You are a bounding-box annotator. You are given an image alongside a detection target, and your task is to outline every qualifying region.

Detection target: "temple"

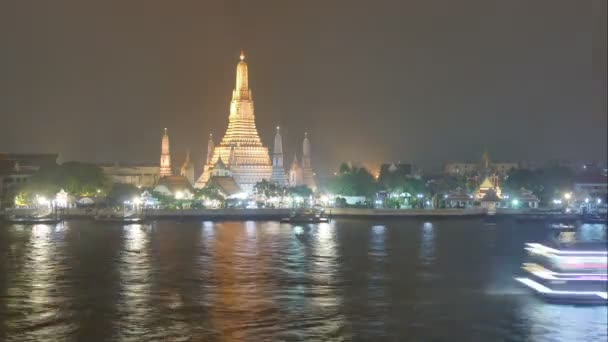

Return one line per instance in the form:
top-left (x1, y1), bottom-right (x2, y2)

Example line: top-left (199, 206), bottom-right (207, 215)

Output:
top-left (159, 128), bottom-right (172, 177)
top-left (288, 133), bottom-right (317, 190)
top-left (271, 126), bottom-right (288, 185)
top-left (180, 151), bottom-right (194, 185)
top-left (195, 51), bottom-right (272, 192)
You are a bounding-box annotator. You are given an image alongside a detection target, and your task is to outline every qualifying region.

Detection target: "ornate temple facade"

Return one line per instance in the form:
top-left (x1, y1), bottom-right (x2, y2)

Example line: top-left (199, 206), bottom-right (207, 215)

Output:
top-left (159, 128), bottom-right (172, 177)
top-left (195, 51), bottom-right (272, 192)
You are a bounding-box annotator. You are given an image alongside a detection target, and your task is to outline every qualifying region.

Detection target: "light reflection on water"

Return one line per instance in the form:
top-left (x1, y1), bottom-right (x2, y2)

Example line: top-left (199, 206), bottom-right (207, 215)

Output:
top-left (0, 219), bottom-right (605, 341)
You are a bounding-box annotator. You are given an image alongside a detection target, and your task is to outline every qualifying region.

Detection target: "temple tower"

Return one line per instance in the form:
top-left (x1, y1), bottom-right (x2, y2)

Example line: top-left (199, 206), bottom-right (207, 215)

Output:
top-left (194, 50), bottom-right (272, 192)
top-left (159, 128), bottom-right (172, 177)
top-left (180, 150), bottom-right (195, 185)
top-left (206, 133), bottom-right (215, 165)
top-left (271, 126), bottom-right (287, 185)
top-left (289, 154), bottom-right (303, 187)
top-left (301, 132), bottom-right (316, 190)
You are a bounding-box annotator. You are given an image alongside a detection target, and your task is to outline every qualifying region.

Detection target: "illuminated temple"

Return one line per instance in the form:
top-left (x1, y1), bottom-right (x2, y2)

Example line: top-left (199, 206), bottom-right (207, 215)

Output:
top-left (195, 51), bottom-right (272, 192)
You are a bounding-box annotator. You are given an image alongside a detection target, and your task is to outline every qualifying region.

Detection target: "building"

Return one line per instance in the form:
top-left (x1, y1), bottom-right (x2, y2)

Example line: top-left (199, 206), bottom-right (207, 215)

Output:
top-left (0, 153), bottom-right (59, 206)
top-left (159, 128), bottom-right (172, 177)
top-left (444, 149), bottom-right (518, 177)
top-left (180, 151), bottom-right (195, 185)
top-left (154, 175), bottom-right (195, 199)
top-left (475, 174), bottom-right (502, 200)
top-left (301, 133), bottom-right (316, 190)
top-left (289, 154), bottom-right (304, 187)
top-left (573, 173), bottom-right (608, 201)
top-left (98, 162), bottom-right (159, 188)
top-left (378, 163), bottom-right (414, 180)
top-left (287, 134), bottom-right (317, 190)
top-left (270, 127), bottom-right (287, 185)
top-left (195, 50), bottom-right (272, 192)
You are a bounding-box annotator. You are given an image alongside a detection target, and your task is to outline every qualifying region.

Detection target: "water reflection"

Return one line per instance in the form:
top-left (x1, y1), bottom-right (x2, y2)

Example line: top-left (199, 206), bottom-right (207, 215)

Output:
top-left (578, 223), bottom-right (607, 242)
top-left (521, 299), bottom-right (608, 341)
top-left (5, 223), bottom-right (73, 340)
top-left (419, 222), bottom-right (436, 265)
top-left (1, 219), bottom-right (606, 341)
top-left (116, 224), bottom-right (152, 340)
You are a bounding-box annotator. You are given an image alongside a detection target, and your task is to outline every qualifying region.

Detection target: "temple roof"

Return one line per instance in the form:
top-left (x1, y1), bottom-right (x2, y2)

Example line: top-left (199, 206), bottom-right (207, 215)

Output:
top-left (157, 175), bottom-right (193, 194)
top-left (208, 176), bottom-right (242, 197)
top-left (445, 187), bottom-right (473, 201)
top-left (481, 189), bottom-right (501, 202)
top-left (479, 177), bottom-right (495, 189)
top-left (213, 157), bottom-right (228, 170)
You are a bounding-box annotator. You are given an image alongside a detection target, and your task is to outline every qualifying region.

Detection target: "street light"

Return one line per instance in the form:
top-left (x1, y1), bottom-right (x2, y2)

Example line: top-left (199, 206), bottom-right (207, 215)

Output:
top-left (175, 191), bottom-right (184, 200)
top-left (564, 193), bottom-right (572, 200)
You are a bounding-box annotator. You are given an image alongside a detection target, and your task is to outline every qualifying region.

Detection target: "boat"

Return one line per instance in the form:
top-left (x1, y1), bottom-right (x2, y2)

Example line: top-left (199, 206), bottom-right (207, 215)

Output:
top-left (6, 215), bottom-right (61, 224)
top-left (550, 223), bottom-right (576, 230)
top-left (94, 209), bottom-right (145, 223)
top-left (94, 215), bottom-right (145, 223)
top-left (281, 209), bottom-right (329, 223)
top-left (515, 229), bottom-right (607, 304)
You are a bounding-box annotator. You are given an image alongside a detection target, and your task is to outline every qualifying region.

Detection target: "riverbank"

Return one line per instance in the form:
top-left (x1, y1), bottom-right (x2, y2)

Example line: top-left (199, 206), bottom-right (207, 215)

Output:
top-left (4, 207), bottom-right (484, 220)
top-left (3, 207), bottom-right (603, 221)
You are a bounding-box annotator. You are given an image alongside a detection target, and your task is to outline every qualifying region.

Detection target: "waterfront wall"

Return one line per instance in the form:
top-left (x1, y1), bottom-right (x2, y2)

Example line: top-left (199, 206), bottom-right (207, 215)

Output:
top-left (3, 207), bottom-right (486, 219)
top-left (328, 208), bottom-right (486, 217)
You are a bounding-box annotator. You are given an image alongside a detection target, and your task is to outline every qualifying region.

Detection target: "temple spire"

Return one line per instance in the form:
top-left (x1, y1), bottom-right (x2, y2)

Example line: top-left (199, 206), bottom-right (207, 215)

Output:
top-left (234, 49), bottom-right (250, 100)
top-left (273, 126), bottom-right (283, 157)
top-left (302, 132), bottom-right (311, 168)
top-left (159, 128), bottom-right (172, 177)
top-left (206, 133), bottom-right (215, 165)
top-left (271, 126), bottom-right (287, 185)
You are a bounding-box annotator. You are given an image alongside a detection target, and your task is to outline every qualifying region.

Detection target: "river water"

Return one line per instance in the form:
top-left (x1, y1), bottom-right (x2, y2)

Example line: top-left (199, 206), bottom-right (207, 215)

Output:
top-left (0, 218), bottom-right (606, 341)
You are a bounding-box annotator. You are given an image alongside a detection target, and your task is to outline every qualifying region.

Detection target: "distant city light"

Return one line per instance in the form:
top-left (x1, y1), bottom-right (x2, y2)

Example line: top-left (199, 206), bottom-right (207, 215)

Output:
top-left (36, 195), bottom-right (49, 207)
top-left (598, 198), bottom-right (602, 204)
top-left (585, 198), bottom-right (589, 203)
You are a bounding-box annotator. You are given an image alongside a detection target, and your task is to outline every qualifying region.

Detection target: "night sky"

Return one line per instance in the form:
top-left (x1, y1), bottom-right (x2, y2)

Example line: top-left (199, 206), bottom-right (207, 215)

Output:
top-left (1, 0), bottom-right (606, 175)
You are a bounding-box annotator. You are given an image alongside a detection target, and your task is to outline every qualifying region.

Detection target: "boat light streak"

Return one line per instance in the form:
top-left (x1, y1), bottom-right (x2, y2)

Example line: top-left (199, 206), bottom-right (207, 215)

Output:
top-left (526, 243), bottom-right (608, 255)
top-left (515, 277), bottom-right (608, 300)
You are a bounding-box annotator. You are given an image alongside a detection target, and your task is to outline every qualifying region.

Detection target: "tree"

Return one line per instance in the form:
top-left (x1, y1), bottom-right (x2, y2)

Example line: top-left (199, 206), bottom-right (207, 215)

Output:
top-left (107, 183), bottom-right (140, 206)
top-left (21, 162), bottom-right (111, 198)
top-left (195, 183), bottom-right (224, 201)
top-left (254, 180), bottom-right (284, 198)
top-left (327, 165), bottom-right (376, 197)
top-left (503, 166), bottom-right (574, 204)
top-left (287, 185), bottom-right (313, 198)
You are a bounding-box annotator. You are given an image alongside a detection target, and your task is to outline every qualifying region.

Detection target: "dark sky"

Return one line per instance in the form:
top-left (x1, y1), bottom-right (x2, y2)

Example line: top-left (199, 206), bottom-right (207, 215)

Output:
top-left (1, 0), bottom-right (606, 175)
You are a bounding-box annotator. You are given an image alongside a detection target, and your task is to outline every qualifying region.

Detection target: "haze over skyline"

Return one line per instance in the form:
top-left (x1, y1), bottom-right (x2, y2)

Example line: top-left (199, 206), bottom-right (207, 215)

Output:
top-left (1, 0), bottom-right (606, 175)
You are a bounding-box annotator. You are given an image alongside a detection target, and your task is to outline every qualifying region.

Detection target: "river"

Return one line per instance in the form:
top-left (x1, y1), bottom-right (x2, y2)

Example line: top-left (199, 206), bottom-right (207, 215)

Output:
top-left (0, 218), bottom-right (606, 341)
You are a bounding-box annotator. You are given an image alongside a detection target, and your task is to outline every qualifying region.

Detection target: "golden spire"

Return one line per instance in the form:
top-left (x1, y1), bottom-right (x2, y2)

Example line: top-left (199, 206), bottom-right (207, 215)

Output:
top-left (235, 50), bottom-right (249, 98)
